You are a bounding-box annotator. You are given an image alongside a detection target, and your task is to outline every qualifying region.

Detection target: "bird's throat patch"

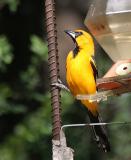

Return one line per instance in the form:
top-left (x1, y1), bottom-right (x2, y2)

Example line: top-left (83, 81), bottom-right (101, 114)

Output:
top-left (73, 47), bottom-right (79, 57)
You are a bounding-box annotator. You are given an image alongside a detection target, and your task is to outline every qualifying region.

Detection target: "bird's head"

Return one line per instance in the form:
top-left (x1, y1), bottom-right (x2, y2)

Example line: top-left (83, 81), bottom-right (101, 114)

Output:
top-left (64, 29), bottom-right (94, 50)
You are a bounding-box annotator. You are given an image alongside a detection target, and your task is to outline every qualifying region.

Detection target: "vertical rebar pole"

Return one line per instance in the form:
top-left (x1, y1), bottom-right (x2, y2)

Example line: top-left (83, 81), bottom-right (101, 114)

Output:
top-left (45, 0), bottom-right (61, 140)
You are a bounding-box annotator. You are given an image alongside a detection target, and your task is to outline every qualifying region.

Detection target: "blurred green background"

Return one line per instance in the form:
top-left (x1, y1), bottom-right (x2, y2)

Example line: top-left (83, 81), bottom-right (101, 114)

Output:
top-left (0, 0), bottom-right (130, 160)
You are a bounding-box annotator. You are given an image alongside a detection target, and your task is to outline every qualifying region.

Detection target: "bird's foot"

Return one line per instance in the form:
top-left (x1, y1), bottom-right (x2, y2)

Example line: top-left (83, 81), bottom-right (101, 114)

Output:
top-left (51, 79), bottom-right (70, 92)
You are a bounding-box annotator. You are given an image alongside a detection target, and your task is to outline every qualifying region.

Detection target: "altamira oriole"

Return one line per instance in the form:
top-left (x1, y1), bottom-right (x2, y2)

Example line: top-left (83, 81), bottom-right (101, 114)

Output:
top-left (65, 29), bottom-right (110, 152)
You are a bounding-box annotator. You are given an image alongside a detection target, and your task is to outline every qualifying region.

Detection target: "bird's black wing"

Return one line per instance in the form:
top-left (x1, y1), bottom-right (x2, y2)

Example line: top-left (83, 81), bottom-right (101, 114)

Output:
top-left (90, 55), bottom-right (98, 82)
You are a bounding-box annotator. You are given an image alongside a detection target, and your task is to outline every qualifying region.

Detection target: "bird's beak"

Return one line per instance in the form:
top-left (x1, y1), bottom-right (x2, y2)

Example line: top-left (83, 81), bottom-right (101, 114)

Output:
top-left (64, 30), bottom-right (76, 41)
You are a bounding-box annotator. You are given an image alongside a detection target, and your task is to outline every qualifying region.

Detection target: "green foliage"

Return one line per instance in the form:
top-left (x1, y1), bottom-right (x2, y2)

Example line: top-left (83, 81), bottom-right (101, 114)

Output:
top-left (0, 31), bottom-right (51, 159)
top-left (0, 84), bottom-right (26, 114)
top-left (0, 91), bottom-right (74, 160)
top-left (0, 36), bottom-right (13, 71)
top-left (0, 91), bottom-right (52, 160)
top-left (20, 64), bottom-right (40, 91)
top-left (30, 35), bottom-right (48, 61)
top-left (108, 94), bottom-right (131, 160)
top-left (95, 46), bottom-right (113, 77)
top-left (61, 90), bottom-right (74, 114)
top-left (21, 35), bottom-right (48, 91)
top-left (0, 29), bottom-right (74, 159)
top-left (0, 0), bottom-right (20, 12)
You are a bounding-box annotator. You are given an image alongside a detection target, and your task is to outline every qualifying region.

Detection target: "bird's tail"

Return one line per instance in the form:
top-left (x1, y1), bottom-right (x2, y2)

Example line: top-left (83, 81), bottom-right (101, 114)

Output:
top-left (88, 111), bottom-right (110, 152)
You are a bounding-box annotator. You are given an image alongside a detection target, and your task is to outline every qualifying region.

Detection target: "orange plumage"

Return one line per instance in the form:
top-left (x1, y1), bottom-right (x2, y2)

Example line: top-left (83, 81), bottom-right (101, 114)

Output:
top-left (65, 29), bottom-right (110, 152)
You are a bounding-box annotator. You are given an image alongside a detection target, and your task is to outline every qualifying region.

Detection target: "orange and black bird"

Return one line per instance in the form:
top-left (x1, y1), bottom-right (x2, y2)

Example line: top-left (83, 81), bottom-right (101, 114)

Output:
top-left (65, 29), bottom-right (110, 152)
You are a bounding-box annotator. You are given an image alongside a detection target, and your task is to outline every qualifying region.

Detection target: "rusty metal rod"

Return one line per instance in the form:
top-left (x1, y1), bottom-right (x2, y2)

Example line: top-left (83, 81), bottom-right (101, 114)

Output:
top-left (45, 0), bottom-right (61, 140)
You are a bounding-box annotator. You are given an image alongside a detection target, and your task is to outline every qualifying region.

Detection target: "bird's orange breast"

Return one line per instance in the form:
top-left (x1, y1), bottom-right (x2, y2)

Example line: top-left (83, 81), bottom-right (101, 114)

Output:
top-left (66, 49), bottom-right (98, 115)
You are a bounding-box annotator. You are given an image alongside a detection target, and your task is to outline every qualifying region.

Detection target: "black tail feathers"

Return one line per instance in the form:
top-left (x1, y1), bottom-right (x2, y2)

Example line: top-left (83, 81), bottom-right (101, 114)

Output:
top-left (88, 111), bottom-right (110, 152)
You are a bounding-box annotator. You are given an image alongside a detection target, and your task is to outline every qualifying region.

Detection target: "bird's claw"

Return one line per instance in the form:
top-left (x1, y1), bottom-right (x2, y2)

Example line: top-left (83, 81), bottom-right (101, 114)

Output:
top-left (51, 79), bottom-right (70, 92)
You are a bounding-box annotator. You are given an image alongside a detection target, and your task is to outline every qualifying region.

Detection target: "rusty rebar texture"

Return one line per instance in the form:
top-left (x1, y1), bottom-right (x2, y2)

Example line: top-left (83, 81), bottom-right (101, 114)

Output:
top-left (45, 0), bottom-right (61, 140)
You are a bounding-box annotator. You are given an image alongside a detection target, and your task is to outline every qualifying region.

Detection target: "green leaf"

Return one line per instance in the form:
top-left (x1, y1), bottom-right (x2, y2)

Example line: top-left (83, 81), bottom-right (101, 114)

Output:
top-left (30, 35), bottom-right (48, 61)
top-left (0, 36), bottom-right (13, 71)
top-left (0, 0), bottom-right (20, 12)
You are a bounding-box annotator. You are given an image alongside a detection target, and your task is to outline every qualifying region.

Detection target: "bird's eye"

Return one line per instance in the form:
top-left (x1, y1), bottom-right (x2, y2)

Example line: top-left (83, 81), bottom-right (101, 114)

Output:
top-left (115, 63), bottom-right (131, 75)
